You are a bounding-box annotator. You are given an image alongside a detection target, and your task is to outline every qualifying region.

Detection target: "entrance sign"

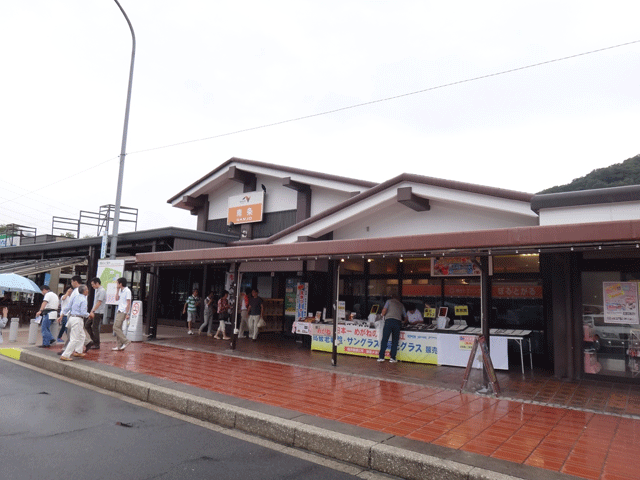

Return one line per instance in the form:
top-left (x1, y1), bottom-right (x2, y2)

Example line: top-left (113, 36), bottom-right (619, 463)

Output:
top-left (97, 260), bottom-right (125, 305)
top-left (227, 191), bottom-right (264, 225)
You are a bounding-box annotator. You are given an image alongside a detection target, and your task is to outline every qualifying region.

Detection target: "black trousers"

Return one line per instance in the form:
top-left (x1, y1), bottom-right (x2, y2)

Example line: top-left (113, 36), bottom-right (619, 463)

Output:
top-left (85, 313), bottom-right (102, 345)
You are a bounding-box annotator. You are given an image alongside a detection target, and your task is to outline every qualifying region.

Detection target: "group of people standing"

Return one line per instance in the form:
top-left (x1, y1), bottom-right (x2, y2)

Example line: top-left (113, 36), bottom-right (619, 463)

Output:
top-left (35, 276), bottom-right (133, 361)
top-left (183, 287), bottom-right (264, 341)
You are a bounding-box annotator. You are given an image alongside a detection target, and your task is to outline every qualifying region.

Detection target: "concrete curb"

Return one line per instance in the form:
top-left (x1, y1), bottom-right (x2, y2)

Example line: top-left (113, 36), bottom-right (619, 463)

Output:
top-left (16, 349), bottom-right (578, 480)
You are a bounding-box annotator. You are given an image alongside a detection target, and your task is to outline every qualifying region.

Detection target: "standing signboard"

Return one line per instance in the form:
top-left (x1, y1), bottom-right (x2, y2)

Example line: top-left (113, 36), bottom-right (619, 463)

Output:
top-left (126, 300), bottom-right (144, 342)
top-left (460, 335), bottom-right (501, 396)
top-left (97, 259), bottom-right (125, 305)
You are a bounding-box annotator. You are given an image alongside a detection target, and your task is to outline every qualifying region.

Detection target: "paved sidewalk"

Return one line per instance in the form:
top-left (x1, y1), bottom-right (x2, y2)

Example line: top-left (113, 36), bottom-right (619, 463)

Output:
top-left (3, 327), bottom-right (640, 479)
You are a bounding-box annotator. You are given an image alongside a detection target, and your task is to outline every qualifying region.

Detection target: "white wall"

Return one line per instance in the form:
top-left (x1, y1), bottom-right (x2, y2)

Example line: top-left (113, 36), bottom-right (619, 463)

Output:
top-left (310, 186), bottom-right (356, 217)
top-left (539, 201), bottom-right (640, 226)
top-left (206, 173), bottom-right (358, 221)
top-left (207, 182), bottom-right (243, 219)
top-left (207, 175), bottom-right (298, 220)
top-left (332, 200), bottom-right (538, 240)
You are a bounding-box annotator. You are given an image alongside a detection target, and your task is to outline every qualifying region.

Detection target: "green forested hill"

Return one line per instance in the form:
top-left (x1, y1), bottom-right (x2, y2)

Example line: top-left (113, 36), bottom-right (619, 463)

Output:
top-left (538, 153), bottom-right (640, 194)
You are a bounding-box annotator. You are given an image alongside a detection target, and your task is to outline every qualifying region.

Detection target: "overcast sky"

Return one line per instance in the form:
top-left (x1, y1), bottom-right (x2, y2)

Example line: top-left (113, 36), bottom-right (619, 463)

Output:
top-left (1, 1), bottom-right (638, 237)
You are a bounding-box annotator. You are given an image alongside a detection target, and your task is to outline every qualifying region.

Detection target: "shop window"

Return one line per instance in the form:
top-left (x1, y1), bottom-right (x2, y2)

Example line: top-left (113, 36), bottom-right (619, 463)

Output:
top-left (442, 278), bottom-right (481, 327)
top-left (340, 258), bottom-right (364, 274)
top-left (403, 258), bottom-right (432, 275)
top-left (368, 278), bottom-right (398, 298)
top-left (368, 258), bottom-right (397, 275)
top-left (339, 277), bottom-right (366, 319)
top-left (493, 254), bottom-right (539, 274)
top-left (402, 280), bottom-right (440, 323)
top-left (581, 271), bottom-right (640, 378)
top-left (491, 279), bottom-right (543, 330)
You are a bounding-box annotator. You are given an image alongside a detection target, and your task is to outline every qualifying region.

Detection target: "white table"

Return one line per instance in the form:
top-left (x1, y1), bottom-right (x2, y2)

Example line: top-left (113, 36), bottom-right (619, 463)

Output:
top-left (490, 329), bottom-right (533, 374)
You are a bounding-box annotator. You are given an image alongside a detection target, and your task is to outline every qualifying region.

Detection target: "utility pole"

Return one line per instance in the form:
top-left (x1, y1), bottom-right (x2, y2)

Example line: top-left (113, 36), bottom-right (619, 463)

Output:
top-left (109, 0), bottom-right (136, 259)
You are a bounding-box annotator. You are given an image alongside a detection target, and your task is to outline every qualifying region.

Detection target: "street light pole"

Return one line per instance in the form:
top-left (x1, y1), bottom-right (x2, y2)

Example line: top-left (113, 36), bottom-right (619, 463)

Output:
top-left (109, 0), bottom-right (136, 259)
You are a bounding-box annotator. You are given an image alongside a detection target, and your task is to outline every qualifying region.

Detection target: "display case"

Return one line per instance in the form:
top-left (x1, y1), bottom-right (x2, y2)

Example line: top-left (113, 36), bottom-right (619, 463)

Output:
top-left (627, 329), bottom-right (640, 377)
top-left (262, 298), bottom-right (284, 333)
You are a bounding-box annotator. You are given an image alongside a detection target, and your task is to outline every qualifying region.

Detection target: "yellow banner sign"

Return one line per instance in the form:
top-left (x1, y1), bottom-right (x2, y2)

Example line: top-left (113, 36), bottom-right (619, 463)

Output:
top-left (424, 307), bottom-right (436, 318)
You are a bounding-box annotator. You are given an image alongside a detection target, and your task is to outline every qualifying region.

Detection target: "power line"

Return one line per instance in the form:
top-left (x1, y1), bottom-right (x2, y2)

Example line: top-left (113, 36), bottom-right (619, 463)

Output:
top-left (2, 38), bottom-right (639, 226)
top-left (0, 182), bottom-right (80, 218)
top-left (128, 39), bottom-right (640, 156)
top-left (0, 156), bottom-right (118, 208)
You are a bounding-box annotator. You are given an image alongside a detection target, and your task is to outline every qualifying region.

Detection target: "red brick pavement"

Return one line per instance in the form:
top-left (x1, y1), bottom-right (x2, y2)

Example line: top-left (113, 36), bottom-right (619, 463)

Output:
top-left (78, 335), bottom-right (640, 480)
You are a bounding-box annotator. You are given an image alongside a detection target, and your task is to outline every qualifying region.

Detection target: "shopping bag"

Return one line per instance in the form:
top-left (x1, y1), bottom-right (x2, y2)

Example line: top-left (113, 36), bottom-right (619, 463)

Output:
top-left (34, 316), bottom-right (42, 325)
top-left (257, 317), bottom-right (266, 329)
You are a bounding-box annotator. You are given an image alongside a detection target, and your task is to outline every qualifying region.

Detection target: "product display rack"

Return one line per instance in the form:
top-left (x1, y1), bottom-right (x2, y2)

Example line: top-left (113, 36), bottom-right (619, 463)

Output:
top-left (262, 298), bottom-right (284, 333)
top-left (627, 329), bottom-right (640, 377)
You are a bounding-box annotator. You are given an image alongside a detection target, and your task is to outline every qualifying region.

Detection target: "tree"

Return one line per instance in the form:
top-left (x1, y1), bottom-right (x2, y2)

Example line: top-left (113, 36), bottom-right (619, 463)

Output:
top-left (539, 154), bottom-right (640, 194)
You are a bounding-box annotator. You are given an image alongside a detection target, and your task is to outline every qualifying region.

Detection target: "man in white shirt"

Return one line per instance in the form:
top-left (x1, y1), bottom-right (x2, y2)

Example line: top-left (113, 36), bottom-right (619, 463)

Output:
top-left (56, 275), bottom-right (82, 352)
top-left (113, 277), bottom-right (132, 351)
top-left (37, 285), bottom-right (59, 348)
top-left (406, 306), bottom-right (424, 325)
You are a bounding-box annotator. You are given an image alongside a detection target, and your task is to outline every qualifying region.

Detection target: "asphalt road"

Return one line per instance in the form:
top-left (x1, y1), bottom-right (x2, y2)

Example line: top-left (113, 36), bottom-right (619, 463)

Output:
top-left (0, 357), bottom-right (387, 480)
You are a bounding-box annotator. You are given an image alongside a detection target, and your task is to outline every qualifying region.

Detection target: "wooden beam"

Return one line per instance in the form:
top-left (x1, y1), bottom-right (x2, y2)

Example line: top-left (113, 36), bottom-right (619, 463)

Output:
top-left (283, 177), bottom-right (312, 222)
top-left (397, 187), bottom-right (430, 212)
top-left (228, 166), bottom-right (257, 191)
top-left (282, 177), bottom-right (311, 192)
top-left (181, 195), bottom-right (207, 209)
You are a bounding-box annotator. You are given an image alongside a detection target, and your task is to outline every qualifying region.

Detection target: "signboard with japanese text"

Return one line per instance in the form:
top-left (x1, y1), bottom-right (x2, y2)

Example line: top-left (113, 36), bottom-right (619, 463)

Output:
top-left (310, 324), bottom-right (438, 364)
top-left (401, 283), bottom-right (542, 298)
top-left (603, 282), bottom-right (639, 325)
top-left (100, 234), bottom-right (108, 259)
top-left (459, 335), bottom-right (475, 350)
top-left (284, 278), bottom-right (298, 316)
top-left (396, 330), bottom-right (438, 364)
top-left (227, 191), bottom-right (264, 225)
top-left (291, 321), bottom-right (311, 335)
top-left (125, 300), bottom-right (144, 342)
top-left (424, 307), bottom-right (436, 318)
top-left (97, 259), bottom-right (125, 305)
top-left (454, 305), bottom-right (469, 316)
top-left (296, 282), bottom-right (308, 321)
